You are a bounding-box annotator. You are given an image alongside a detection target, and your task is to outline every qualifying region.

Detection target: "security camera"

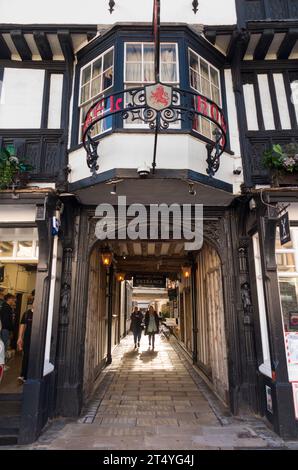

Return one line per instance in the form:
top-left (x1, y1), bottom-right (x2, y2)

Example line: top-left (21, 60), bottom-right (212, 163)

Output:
top-left (137, 163), bottom-right (151, 178)
top-left (233, 167), bottom-right (242, 175)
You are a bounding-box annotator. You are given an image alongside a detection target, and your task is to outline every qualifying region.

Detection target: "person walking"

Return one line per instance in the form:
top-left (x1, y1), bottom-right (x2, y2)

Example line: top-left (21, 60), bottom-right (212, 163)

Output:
top-left (0, 293), bottom-right (15, 369)
top-left (17, 301), bottom-right (34, 384)
top-left (144, 305), bottom-right (159, 350)
top-left (130, 306), bottom-right (144, 349)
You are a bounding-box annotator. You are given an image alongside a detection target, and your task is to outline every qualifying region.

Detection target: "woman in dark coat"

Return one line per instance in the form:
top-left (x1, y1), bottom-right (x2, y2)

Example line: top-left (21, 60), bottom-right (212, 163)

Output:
top-left (144, 305), bottom-right (159, 350)
top-left (130, 306), bottom-right (143, 349)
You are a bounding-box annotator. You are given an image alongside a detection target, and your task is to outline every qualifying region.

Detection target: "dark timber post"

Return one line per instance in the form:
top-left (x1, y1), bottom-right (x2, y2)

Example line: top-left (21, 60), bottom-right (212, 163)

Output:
top-left (257, 200), bottom-right (297, 439)
top-left (191, 259), bottom-right (198, 364)
top-left (106, 264), bottom-right (114, 365)
top-left (19, 197), bottom-right (55, 444)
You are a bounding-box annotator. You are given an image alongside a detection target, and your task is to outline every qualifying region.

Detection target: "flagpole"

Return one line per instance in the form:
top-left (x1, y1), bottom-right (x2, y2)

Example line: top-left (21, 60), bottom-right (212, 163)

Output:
top-left (152, 0), bottom-right (161, 174)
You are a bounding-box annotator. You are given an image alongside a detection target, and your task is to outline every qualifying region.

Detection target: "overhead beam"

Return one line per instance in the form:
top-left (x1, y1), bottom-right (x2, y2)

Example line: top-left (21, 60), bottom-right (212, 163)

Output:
top-left (204, 30), bottom-right (217, 45)
top-left (58, 30), bottom-right (74, 61)
top-left (33, 31), bottom-right (53, 60)
top-left (226, 30), bottom-right (250, 62)
top-left (10, 30), bottom-right (32, 60)
top-left (0, 34), bottom-right (11, 59)
top-left (254, 29), bottom-right (275, 60)
top-left (277, 28), bottom-right (298, 60)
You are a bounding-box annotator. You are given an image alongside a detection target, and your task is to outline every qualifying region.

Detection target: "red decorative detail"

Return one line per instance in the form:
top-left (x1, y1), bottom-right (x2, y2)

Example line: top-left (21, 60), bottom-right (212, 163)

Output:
top-left (150, 84), bottom-right (170, 107)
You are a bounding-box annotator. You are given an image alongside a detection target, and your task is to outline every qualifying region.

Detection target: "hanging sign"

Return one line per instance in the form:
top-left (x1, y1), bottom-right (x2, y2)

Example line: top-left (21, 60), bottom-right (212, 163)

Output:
top-left (279, 212), bottom-right (291, 245)
top-left (133, 273), bottom-right (166, 288)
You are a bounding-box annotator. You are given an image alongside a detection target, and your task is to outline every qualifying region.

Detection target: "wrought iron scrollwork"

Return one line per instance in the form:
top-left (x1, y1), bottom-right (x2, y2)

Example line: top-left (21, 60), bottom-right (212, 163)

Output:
top-left (82, 84), bottom-right (227, 176)
top-left (192, 0), bottom-right (199, 14)
top-left (85, 133), bottom-right (99, 176)
top-left (206, 127), bottom-right (223, 177)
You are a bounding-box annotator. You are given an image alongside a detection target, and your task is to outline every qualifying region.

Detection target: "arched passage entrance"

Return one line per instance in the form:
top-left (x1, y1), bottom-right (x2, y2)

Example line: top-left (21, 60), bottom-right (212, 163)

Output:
top-left (83, 238), bottom-right (229, 407)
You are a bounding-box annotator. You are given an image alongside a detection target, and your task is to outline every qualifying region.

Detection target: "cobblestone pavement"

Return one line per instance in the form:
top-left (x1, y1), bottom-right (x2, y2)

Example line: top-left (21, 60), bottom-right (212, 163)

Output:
top-left (13, 334), bottom-right (298, 450)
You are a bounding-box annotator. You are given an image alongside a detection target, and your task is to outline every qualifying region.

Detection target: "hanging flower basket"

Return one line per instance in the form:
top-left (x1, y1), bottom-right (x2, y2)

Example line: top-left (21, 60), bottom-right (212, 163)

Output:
top-left (0, 145), bottom-right (33, 190)
top-left (263, 143), bottom-right (298, 187)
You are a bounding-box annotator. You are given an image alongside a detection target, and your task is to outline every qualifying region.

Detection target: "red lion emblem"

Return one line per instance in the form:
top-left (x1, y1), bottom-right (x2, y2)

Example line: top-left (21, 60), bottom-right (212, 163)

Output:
top-left (150, 85), bottom-right (170, 107)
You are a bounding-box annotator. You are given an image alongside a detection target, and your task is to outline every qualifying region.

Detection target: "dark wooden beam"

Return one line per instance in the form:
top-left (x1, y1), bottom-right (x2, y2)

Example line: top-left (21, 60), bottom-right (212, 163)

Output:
top-left (277, 28), bottom-right (298, 60)
top-left (10, 30), bottom-right (32, 60)
top-left (0, 34), bottom-right (11, 59)
top-left (205, 30), bottom-right (217, 45)
top-left (33, 31), bottom-right (53, 60)
top-left (227, 30), bottom-right (250, 62)
top-left (254, 29), bottom-right (274, 60)
top-left (57, 30), bottom-right (74, 62)
top-left (87, 31), bottom-right (97, 42)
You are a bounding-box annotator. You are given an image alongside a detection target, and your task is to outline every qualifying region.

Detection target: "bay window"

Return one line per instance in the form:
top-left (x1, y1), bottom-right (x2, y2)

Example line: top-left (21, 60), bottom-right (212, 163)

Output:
top-left (189, 48), bottom-right (222, 141)
top-left (124, 42), bottom-right (179, 127)
top-left (79, 47), bottom-right (114, 141)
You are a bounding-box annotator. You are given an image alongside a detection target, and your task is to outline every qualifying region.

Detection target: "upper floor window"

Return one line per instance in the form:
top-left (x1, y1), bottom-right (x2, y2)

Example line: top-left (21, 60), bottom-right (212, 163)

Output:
top-left (124, 42), bottom-right (179, 127)
top-left (189, 48), bottom-right (221, 141)
top-left (79, 47), bottom-right (114, 140)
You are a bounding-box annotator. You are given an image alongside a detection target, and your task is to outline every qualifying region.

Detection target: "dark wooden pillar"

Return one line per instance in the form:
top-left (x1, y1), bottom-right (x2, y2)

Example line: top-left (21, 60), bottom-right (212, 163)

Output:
top-left (257, 202), bottom-right (297, 438)
top-left (191, 259), bottom-right (198, 365)
top-left (106, 264), bottom-right (114, 365)
top-left (19, 198), bottom-right (56, 444)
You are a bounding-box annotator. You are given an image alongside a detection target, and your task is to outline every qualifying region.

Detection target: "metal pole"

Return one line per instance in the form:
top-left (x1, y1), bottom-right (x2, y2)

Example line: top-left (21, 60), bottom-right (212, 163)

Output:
top-left (191, 260), bottom-right (198, 364)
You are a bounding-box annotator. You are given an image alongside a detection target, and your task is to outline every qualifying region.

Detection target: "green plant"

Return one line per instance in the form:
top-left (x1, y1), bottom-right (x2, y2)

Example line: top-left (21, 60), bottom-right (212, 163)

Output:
top-left (263, 143), bottom-right (298, 173)
top-left (0, 145), bottom-right (33, 189)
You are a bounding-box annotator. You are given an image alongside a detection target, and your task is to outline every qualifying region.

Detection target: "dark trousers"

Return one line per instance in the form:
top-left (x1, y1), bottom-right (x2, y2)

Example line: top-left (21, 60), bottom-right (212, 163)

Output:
top-left (133, 329), bottom-right (142, 344)
top-left (148, 332), bottom-right (156, 346)
top-left (20, 343), bottom-right (30, 380)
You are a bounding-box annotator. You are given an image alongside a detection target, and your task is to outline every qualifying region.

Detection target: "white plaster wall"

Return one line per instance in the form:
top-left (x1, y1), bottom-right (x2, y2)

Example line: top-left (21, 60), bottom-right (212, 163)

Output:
top-left (68, 133), bottom-right (240, 192)
top-left (243, 83), bottom-right (258, 131)
top-left (273, 74), bottom-right (291, 130)
top-left (289, 204), bottom-right (298, 221)
top-left (0, 0), bottom-right (236, 25)
top-left (47, 74), bottom-right (63, 129)
top-left (0, 68), bottom-right (44, 128)
top-left (257, 74), bottom-right (275, 131)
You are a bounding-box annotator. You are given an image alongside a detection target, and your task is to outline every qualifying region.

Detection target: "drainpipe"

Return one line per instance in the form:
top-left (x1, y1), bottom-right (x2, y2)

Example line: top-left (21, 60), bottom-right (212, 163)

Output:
top-left (106, 264), bottom-right (114, 365)
top-left (191, 260), bottom-right (198, 365)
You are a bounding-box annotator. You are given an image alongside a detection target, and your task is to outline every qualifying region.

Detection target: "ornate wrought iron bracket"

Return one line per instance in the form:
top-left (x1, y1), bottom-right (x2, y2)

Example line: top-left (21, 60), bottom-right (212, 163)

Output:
top-left (192, 0), bottom-right (199, 14)
top-left (83, 85), bottom-right (227, 177)
top-left (206, 128), bottom-right (223, 177)
top-left (85, 134), bottom-right (99, 176)
top-left (108, 0), bottom-right (115, 14)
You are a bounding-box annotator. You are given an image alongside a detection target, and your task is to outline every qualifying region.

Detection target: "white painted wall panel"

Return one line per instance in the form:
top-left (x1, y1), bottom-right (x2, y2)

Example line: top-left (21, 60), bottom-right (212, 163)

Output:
top-left (273, 74), bottom-right (291, 130)
top-left (243, 83), bottom-right (259, 131)
top-left (258, 74), bottom-right (275, 130)
top-left (0, 205), bottom-right (36, 223)
top-left (224, 69), bottom-right (241, 155)
top-left (0, 0), bottom-right (236, 25)
top-left (48, 74), bottom-right (63, 129)
top-left (291, 81), bottom-right (298, 124)
top-left (68, 133), bottom-right (240, 193)
top-left (0, 68), bottom-right (44, 128)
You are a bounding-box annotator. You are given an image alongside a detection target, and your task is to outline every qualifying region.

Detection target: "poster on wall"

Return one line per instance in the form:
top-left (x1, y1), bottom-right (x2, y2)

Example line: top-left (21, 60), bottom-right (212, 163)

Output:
top-left (292, 383), bottom-right (298, 420)
top-left (285, 332), bottom-right (298, 364)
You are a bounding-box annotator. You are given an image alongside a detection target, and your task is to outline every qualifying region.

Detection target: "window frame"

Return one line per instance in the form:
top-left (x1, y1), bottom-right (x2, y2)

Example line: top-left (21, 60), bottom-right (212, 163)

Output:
top-left (78, 46), bottom-right (115, 142)
top-left (188, 47), bottom-right (222, 141)
top-left (123, 41), bottom-right (180, 129)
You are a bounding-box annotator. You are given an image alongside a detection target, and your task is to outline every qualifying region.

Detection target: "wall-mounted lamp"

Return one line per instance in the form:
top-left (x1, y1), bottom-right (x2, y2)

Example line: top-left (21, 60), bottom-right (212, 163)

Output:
top-left (188, 182), bottom-right (197, 196)
top-left (116, 272), bottom-right (125, 282)
top-left (108, 0), bottom-right (115, 14)
top-left (192, 0), bottom-right (199, 14)
top-left (181, 266), bottom-right (191, 279)
top-left (101, 248), bottom-right (113, 268)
